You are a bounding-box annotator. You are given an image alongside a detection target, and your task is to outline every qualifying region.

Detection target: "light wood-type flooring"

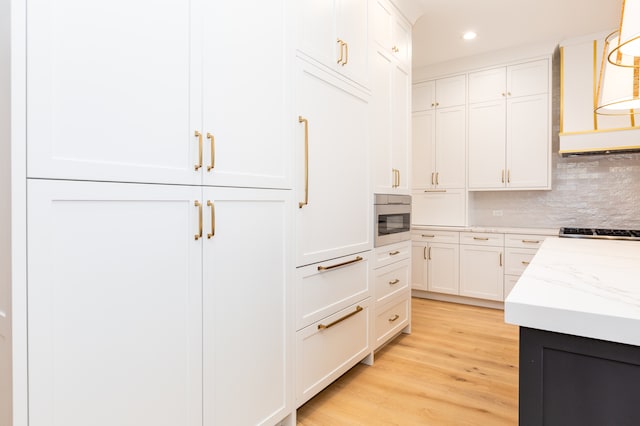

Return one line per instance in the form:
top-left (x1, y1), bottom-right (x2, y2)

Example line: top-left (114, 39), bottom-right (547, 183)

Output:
top-left (296, 298), bottom-right (519, 425)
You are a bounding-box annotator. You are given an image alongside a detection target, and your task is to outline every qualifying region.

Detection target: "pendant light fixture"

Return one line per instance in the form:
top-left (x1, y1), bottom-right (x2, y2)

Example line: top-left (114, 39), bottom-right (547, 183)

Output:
top-left (595, 0), bottom-right (640, 115)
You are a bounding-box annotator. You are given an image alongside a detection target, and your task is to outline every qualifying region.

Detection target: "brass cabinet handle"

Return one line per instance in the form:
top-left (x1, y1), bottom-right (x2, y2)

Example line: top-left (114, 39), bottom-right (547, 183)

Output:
top-left (318, 305), bottom-right (363, 330)
top-left (421, 234), bottom-right (435, 238)
top-left (428, 246), bottom-right (432, 260)
top-left (522, 239), bottom-right (540, 244)
top-left (343, 41), bottom-right (349, 65)
top-left (388, 314), bottom-right (400, 322)
top-left (424, 189), bottom-right (447, 193)
top-left (298, 116), bottom-right (309, 208)
top-left (473, 237), bottom-right (489, 241)
top-left (317, 256), bottom-right (363, 271)
top-left (194, 200), bottom-right (203, 240)
top-left (435, 172), bottom-right (439, 185)
top-left (389, 250), bottom-right (400, 256)
top-left (389, 279), bottom-right (400, 285)
top-left (194, 131), bottom-right (203, 171)
top-left (336, 39), bottom-right (344, 64)
top-left (501, 169), bottom-right (505, 183)
top-left (431, 172), bottom-right (435, 186)
top-left (423, 246), bottom-right (427, 260)
top-left (392, 45), bottom-right (399, 53)
top-left (499, 252), bottom-right (503, 267)
top-left (397, 169), bottom-right (400, 187)
top-left (206, 200), bottom-right (215, 239)
top-left (206, 132), bottom-right (215, 171)
top-left (501, 92), bottom-right (506, 97)
top-left (521, 260), bottom-right (530, 265)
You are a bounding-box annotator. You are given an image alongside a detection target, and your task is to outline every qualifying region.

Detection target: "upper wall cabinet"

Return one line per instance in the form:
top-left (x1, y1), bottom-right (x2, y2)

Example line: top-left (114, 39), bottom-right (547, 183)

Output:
top-left (26, 0), bottom-right (292, 190)
top-left (371, 0), bottom-right (411, 72)
top-left (412, 76), bottom-right (466, 112)
top-left (468, 59), bottom-right (551, 190)
top-left (297, 0), bottom-right (369, 87)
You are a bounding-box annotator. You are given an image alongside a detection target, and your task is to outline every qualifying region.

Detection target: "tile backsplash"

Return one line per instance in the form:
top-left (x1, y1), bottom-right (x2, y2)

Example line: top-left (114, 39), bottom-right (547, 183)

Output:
top-left (470, 47), bottom-right (640, 230)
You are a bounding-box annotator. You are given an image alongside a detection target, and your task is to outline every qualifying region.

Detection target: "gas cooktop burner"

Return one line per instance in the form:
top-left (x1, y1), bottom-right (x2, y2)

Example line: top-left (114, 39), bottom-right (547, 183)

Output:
top-left (559, 227), bottom-right (640, 241)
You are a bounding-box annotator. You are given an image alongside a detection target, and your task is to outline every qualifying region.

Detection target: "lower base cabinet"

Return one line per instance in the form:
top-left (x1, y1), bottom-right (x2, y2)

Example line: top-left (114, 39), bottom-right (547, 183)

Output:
top-left (459, 233), bottom-right (505, 301)
top-left (374, 294), bottom-right (410, 349)
top-left (27, 179), bottom-right (292, 426)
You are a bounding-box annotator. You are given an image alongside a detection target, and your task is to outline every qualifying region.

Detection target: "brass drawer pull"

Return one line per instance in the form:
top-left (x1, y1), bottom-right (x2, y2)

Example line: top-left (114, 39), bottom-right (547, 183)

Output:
top-left (388, 314), bottom-right (400, 322)
top-left (521, 260), bottom-right (530, 265)
top-left (318, 305), bottom-right (363, 330)
top-left (428, 246), bottom-right (432, 260)
top-left (389, 279), bottom-right (400, 285)
top-left (473, 237), bottom-right (489, 241)
top-left (522, 239), bottom-right (540, 244)
top-left (389, 250), bottom-right (400, 256)
top-left (317, 256), bottom-right (363, 271)
top-left (194, 200), bottom-right (203, 240)
top-left (207, 200), bottom-right (215, 239)
top-left (499, 252), bottom-right (503, 267)
top-left (421, 234), bottom-right (435, 238)
top-left (424, 189), bottom-right (447, 193)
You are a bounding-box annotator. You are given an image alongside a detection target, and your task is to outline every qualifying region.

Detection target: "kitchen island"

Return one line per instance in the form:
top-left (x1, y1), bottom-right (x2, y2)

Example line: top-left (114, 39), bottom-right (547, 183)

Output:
top-left (505, 237), bottom-right (640, 426)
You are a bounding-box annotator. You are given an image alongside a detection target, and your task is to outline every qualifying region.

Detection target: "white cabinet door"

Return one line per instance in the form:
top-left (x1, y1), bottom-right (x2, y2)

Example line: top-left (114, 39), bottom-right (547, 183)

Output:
top-left (468, 67), bottom-right (505, 103)
top-left (27, 180), bottom-right (202, 426)
top-left (411, 110), bottom-right (436, 189)
top-left (412, 81), bottom-right (436, 112)
top-left (391, 63), bottom-right (410, 193)
top-left (26, 0), bottom-right (200, 185)
top-left (391, 16), bottom-right (411, 71)
top-left (508, 59), bottom-right (549, 97)
top-left (202, 187), bottom-right (291, 426)
top-left (336, 0), bottom-right (369, 85)
top-left (201, 1), bottom-right (291, 189)
top-left (468, 100), bottom-right (506, 189)
top-left (428, 243), bottom-right (460, 295)
top-left (435, 75), bottom-right (466, 108)
top-left (371, 50), bottom-right (394, 192)
top-left (411, 243), bottom-right (428, 291)
top-left (296, 63), bottom-right (371, 266)
top-left (507, 94), bottom-right (549, 188)
top-left (435, 105), bottom-right (466, 188)
top-left (297, 0), bottom-right (335, 69)
top-left (460, 245), bottom-right (504, 301)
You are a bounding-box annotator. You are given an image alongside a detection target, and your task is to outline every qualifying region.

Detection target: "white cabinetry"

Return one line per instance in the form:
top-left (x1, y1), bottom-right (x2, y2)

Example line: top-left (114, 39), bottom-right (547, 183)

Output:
top-left (372, 241), bottom-right (411, 350)
top-left (504, 234), bottom-right (546, 298)
top-left (411, 231), bottom-right (460, 295)
top-left (297, 0), bottom-right (368, 86)
top-left (295, 62), bottom-right (371, 267)
top-left (371, 0), bottom-right (411, 194)
top-left (468, 59), bottom-right (550, 190)
top-left (26, 0), bottom-right (292, 190)
top-left (27, 180), bottom-right (292, 426)
top-left (412, 75), bottom-right (466, 226)
top-left (459, 233), bottom-right (505, 301)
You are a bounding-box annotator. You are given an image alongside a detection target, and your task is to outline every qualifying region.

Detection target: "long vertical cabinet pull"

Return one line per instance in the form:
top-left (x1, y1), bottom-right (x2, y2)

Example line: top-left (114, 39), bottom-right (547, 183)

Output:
top-left (499, 252), bottom-right (503, 267)
top-left (298, 116), bottom-right (309, 208)
top-left (336, 39), bottom-right (344, 64)
top-left (194, 131), bottom-right (203, 171)
top-left (428, 246), bottom-right (432, 260)
top-left (343, 41), bottom-right (349, 65)
top-left (194, 200), bottom-right (203, 240)
top-left (423, 246), bottom-right (427, 260)
top-left (206, 132), bottom-right (215, 171)
top-left (207, 200), bottom-right (215, 239)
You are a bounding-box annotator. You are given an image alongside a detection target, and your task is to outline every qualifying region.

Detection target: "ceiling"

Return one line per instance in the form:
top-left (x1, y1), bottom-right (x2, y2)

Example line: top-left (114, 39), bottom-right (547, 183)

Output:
top-left (409, 0), bottom-right (622, 70)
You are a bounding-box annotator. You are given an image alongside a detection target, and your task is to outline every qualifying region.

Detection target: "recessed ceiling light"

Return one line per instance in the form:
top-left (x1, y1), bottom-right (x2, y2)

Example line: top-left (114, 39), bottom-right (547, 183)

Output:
top-left (463, 31), bottom-right (477, 40)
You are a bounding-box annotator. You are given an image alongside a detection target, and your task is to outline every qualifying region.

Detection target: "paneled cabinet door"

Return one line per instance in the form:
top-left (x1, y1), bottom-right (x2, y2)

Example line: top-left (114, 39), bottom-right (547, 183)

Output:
top-left (459, 245), bottom-right (504, 301)
top-left (297, 0), bottom-right (368, 86)
top-left (411, 243), bottom-right (428, 291)
top-left (200, 0), bottom-right (292, 189)
top-left (295, 63), bottom-right (371, 266)
top-left (434, 106), bottom-right (466, 189)
top-left (202, 187), bottom-right (291, 426)
top-left (391, 62), bottom-right (410, 193)
top-left (428, 243), bottom-right (459, 295)
top-left (468, 100), bottom-right (507, 189)
top-left (27, 180), bottom-right (202, 426)
top-left (27, 0), bottom-right (291, 189)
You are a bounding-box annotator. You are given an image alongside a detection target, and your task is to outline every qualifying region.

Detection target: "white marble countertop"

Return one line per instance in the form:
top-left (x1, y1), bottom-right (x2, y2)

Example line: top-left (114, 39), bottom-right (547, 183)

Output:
top-left (505, 237), bottom-right (640, 346)
top-left (411, 225), bottom-right (559, 236)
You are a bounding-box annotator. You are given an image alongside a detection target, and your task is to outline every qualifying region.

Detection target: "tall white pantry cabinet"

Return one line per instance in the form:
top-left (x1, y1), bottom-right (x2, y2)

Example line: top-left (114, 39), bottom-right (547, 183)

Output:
top-left (4, 1), bottom-right (296, 425)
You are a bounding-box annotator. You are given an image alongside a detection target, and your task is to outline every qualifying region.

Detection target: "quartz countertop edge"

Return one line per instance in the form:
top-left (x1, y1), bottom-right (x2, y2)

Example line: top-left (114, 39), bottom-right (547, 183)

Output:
top-left (504, 237), bottom-right (640, 347)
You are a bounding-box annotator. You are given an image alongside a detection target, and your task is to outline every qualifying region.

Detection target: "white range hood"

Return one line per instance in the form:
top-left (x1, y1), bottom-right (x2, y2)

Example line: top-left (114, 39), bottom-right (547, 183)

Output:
top-left (559, 33), bottom-right (640, 156)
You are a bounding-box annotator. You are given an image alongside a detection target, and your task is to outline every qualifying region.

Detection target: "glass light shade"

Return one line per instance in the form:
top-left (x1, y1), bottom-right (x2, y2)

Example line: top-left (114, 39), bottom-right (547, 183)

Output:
top-left (596, 32), bottom-right (640, 115)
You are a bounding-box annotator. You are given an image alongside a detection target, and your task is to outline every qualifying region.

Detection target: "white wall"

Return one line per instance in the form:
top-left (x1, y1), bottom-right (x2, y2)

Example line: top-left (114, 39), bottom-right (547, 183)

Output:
top-left (0, 0), bottom-right (12, 421)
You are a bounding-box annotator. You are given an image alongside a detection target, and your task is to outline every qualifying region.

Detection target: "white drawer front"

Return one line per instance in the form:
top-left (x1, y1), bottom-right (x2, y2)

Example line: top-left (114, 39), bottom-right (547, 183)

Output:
top-left (505, 248), bottom-right (537, 276)
top-left (374, 241), bottom-right (410, 269)
top-left (460, 232), bottom-right (504, 247)
top-left (296, 251), bottom-right (371, 330)
top-left (374, 259), bottom-right (410, 305)
top-left (505, 234), bottom-right (547, 249)
top-left (374, 295), bottom-right (410, 349)
top-left (296, 300), bottom-right (371, 407)
top-left (411, 230), bottom-right (459, 244)
top-left (504, 275), bottom-right (520, 299)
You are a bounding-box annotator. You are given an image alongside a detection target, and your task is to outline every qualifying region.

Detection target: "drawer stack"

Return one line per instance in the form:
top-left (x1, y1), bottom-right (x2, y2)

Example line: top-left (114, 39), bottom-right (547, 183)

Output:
top-left (504, 234), bottom-right (546, 297)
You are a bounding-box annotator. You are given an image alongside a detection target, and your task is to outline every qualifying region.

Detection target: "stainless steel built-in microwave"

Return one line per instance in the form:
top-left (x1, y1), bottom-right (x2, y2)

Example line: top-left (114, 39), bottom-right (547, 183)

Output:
top-left (374, 194), bottom-right (411, 247)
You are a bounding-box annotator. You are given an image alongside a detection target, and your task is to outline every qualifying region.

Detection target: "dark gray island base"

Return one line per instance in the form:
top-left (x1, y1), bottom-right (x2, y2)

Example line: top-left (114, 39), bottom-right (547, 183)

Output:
top-left (519, 327), bottom-right (640, 426)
